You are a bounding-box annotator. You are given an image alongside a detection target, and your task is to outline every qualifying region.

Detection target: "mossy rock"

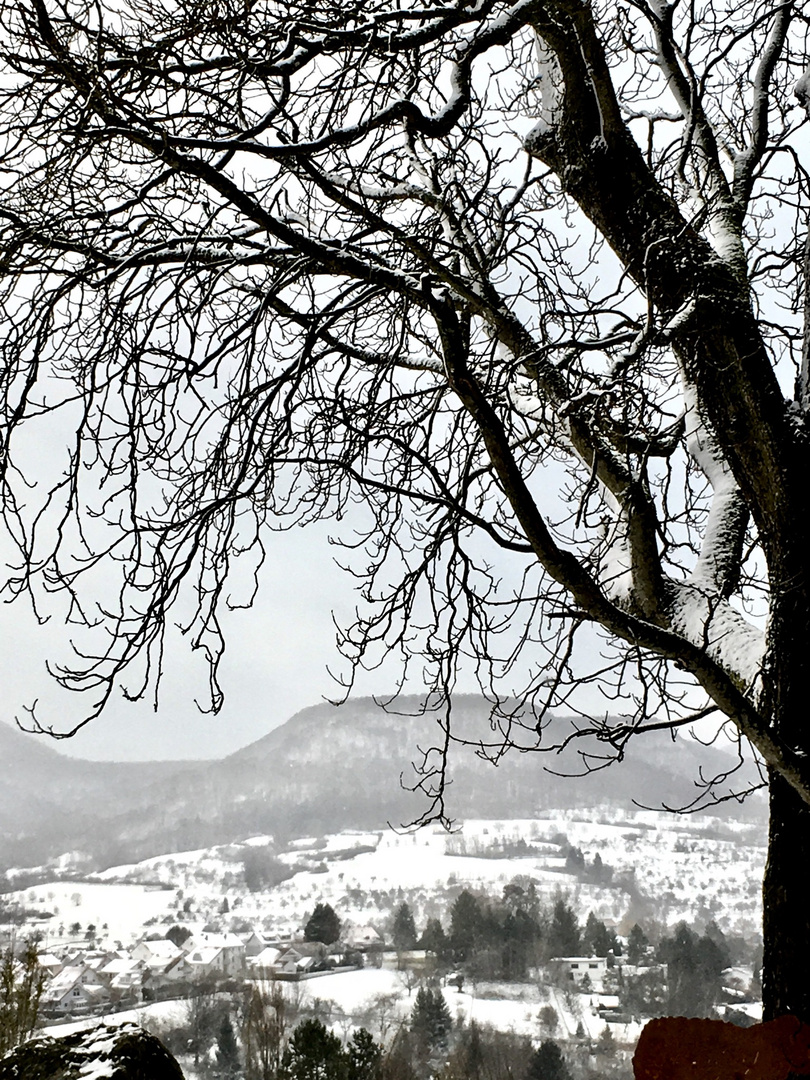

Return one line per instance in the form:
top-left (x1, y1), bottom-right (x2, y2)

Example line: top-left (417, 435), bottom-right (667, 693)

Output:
top-left (0, 1022), bottom-right (185, 1079)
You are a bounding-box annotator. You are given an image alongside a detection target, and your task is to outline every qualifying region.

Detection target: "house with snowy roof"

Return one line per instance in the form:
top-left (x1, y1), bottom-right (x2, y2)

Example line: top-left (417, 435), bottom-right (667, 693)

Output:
top-left (273, 942), bottom-right (329, 976)
top-left (132, 938), bottom-right (183, 969)
top-left (35, 952), bottom-right (63, 978)
top-left (41, 964), bottom-right (111, 1015)
top-left (248, 946), bottom-right (284, 974)
top-left (98, 955), bottom-right (145, 1000)
top-left (551, 956), bottom-right (609, 989)
top-left (344, 925), bottom-right (384, 951)
top-left (139, 951), bottom-right (196, 995)
top-left (184, 931), bottom-right (246, 977)
top-left (183, 945), bottom-right (232, 979)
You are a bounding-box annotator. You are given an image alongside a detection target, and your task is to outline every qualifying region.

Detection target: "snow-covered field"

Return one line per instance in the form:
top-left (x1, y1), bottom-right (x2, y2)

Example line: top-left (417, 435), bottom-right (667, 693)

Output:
top-left (41, 962), bottom-right (643, 1063)
top-left (10, 809), bottom-right (766, 952)
top-left (11, 881), bottom-right (179, 946)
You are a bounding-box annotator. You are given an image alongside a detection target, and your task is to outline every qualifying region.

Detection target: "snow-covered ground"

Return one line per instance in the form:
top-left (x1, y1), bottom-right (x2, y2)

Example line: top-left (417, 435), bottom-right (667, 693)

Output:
top-left (40, 964), bottom-right (643, 1057)
top-left (11, 881), bottom-right (179, 946)
top-left (9, 810), bottom-right (766, 952)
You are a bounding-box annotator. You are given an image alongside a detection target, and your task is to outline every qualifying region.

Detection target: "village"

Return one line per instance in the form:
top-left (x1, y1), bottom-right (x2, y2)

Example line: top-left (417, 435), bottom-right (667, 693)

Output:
top-left (0, 813), bottom-right (766, 1032)
top-left (0, 813), bottom-right (768, 1079)
top-left (1, 906), bottom-right (757, 1035)
top-left (28, 922), bottom-right (386, 1020)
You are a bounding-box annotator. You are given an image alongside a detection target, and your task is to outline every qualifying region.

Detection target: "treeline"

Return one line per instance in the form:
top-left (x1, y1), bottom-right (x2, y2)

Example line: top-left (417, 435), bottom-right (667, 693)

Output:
top-left (618, 920), bottom-right (757, 1020)
top-left (146, 977), bottom-right (592, 1080)
top-left (389, 881), bottom-right (758, 1020)
top-left (391, 885), bottom-right (621, 980)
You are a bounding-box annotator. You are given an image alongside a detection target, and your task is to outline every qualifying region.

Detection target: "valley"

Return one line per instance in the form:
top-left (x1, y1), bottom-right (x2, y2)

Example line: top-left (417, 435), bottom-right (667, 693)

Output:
top-left (0, 697), bottom-right (769, 1079)
top-left (10, 810), bottom-right (763, 950)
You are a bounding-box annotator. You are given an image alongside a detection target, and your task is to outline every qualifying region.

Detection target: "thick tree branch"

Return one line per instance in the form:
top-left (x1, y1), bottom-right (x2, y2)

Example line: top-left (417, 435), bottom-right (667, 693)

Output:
top-left (525, 0), bottom-right (806, 571)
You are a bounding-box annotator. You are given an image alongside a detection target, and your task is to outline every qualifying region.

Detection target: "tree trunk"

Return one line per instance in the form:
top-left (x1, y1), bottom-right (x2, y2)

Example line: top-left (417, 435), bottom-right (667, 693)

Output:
top-left (763, 773), bottom-right (810, 1022)
top-left (762, 584), bottom-right (810, 1022)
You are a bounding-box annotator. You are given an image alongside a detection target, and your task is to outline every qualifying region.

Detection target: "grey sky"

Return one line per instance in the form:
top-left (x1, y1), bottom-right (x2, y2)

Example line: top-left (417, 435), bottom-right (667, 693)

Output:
top-left (0, 520), bottom-right (396, 762)
top-left (0, 497), bottom-right (730, 763)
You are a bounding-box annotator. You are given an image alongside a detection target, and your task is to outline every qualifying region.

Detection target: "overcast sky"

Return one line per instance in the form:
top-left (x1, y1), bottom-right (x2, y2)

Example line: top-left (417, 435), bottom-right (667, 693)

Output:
top-left (0, 500), bottom-right (731, 763)
top-left (0, 519), bottom-right (401, 762)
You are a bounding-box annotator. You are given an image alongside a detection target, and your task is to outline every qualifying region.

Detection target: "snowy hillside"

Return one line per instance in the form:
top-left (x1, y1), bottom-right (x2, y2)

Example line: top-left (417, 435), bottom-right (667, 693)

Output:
top-left (0, 695), bottom-right (766, 875)
top-left (11, 810), bottom-right (765, 951)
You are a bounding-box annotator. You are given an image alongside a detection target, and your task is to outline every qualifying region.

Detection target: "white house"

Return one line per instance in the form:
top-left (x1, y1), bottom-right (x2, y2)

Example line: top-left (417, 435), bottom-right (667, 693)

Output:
top-left (36, 952), bottom-right (64, 978)
top-left (98, 955), bottom-right (145, 999)
top-left (248, 946), bottom-right (284, 974)
top-left (185, 932), bottom-right (246, 977)
top-left (132, 938), bottom-right (183, 969)
top-left (42, 964), bottom-right (111, 1015)
top-left (273, 942), bottom-right (328, 975)
top-left (344, 925), bottom-right (384, 951)
top-left (552, 956), bottom-right (609, 989)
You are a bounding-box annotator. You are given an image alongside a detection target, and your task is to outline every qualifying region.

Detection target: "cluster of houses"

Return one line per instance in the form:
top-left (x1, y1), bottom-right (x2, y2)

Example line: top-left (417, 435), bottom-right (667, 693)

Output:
top-left (26, 923), bottom-right (386, 1020)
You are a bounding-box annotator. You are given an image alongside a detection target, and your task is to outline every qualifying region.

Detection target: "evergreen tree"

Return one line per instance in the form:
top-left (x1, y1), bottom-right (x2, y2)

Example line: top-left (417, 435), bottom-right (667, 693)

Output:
top-left (282, 1019), bottom-right (348, 1080)
top-left (215, 1013), bottom-right (241, 1078)
top-left (449, 891), bottom-right (483, 962)
top-left (525, 1040), bottom-right (571, 1080)
top-left (461, 1021), bottom-right (485, 1080)
top-left (419, 919), bottom-right (450, 960)
top-left (657, 922), bottom-right (730, 1017)
top-left (392, 904), bottom-right (418, 952)
top-left (501, 908), bottom-right (539, 980)
top-left (591, 853), bottom-right (612, 883)
top-left (582, 913), bottom-right (619, 958)
top-left (621, 966), bottom-right (667, 1019)
top-left (429, 990), bottom-right (452, 1050)
top-left (594, 1026), bottom-right (616, 1058)
top-left (348, 1027), bottom-right (382, 1080)
top-left (564, 848), bottom-right (585, 874)
top-left (304, 903), bottom-right (342, 946)
top-left (546, 900), bottom-right (581, 958)
top-left (503, 881), bottom-right (542, 923)
top-left (410, 987), bottom-right (452, 1052)
top-left (165, 925), bottom-right (192, 949)
top-left (627, 924), bottom-right (650, 966)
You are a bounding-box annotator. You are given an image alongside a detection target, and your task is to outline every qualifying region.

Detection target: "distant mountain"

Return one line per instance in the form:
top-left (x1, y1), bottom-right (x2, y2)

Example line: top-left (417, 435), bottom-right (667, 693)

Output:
top-left (0, 696), bottom-right (766, 876)
top-left (0, 720), bottom-right (195, 869)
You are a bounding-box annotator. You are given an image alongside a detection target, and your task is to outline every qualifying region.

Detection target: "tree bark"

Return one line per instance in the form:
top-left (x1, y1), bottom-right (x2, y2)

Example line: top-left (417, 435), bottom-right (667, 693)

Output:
top-left (761, 569), bottom-right (810, 1021)
top-left (763, 773), bottom-right (810, 1022)
top-left (524, 1), bottom-right (810, 1022)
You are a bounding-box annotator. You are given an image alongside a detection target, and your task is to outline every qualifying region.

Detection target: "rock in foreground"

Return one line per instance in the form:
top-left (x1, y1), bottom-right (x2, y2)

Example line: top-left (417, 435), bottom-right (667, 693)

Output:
top-left (0, 1022), bottom-right (185, 1079)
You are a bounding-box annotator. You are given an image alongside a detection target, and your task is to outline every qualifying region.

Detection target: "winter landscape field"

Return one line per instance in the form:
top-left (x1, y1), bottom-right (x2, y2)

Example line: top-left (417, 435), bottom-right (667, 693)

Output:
top-left (0, 699), bottom-right (770, 1078)
top-left (8, 812), bottom-right (766, 950)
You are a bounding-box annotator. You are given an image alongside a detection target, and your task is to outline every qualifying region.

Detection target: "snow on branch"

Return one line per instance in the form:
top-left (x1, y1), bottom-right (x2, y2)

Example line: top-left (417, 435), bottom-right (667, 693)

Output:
top-left (795, 63), bottom-right (810, 119)
top-left (681, 383), bottom-right (748, 598)
top-left (529, 33), bottom-right (564, 138)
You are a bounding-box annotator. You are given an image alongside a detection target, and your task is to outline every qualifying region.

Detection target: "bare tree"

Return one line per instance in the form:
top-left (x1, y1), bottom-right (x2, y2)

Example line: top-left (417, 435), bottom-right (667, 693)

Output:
top-left (184, 980), bottom-right (225, 1068)
top-left (243, 979), bottom-right (297, 1080)
top-left (0, 939), bottom-right (45, 1056)
top-left (0, 0), bottom-right (809, 1019)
